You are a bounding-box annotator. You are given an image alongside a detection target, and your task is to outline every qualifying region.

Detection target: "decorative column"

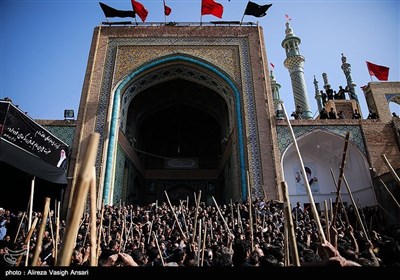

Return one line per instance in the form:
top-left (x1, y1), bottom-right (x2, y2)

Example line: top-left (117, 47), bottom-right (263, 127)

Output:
top-left (313, 75), bottom-right (323, 113)
top-left (341, 53), bottom-right (359, 101)
top-left (282, 21), bottom-right (312, 119)
top-left (270, 70), bottom-right (284, 119)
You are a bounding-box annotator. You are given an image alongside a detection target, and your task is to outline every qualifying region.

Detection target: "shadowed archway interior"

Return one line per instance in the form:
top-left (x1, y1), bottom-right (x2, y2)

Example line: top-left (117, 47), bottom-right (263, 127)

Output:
top-left (123, 78), bottom-right (233, 204)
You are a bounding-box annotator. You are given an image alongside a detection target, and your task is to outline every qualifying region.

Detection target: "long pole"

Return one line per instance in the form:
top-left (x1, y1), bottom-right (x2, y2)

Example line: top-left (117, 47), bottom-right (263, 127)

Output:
top-left (343, 175), bottom-right (370, 242)
top-left (90, 167), bottom-right (98, 266)
top-left (246, 171), bottom-right (254, 251)
top-left (281, 182), bottom-right (300, 266)
top-left (324, 200), bottom-right (330, 243)
top-left (281, 102), bottom-right (326, 243)
top-left (16, 217), bottom-right (39, 267)
top-left (57, 133), bottom-right (100, 266)
top-left (329, 167), bottom-right (350, 225)
top-left (32, 197), bottom-right (51, 266)
top-left (201, 220), bottom-right (207, 267)
top-left (212, 196), bottom-right (232, 236)
top-left (197, 220), bottom-right (202, 266)
top-left (382, 154), bottom-right (400, 187)
top-left (153, 232), bottom-right (165, 266)
top-left (13, 212), bottom-right (26, 244)
top-left (380, 179), bottom-right (400, 209)
top-left (25, 176), bottom-right (35, 266)
top-left (332, 131), bottom-right (351, 227)
top-left (96, 200), bottom-right (105, 262)
top-left (191, 190), bottom-right (201, 244)
top-left (164, 191), bottom-right (187, 239)
top-left (54, 201), bottom-right (60, 265)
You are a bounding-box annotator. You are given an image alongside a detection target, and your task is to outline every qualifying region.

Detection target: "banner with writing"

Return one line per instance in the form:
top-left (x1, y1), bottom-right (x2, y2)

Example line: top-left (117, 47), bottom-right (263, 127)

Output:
top-left (0, 101), bottom-right (68, 168)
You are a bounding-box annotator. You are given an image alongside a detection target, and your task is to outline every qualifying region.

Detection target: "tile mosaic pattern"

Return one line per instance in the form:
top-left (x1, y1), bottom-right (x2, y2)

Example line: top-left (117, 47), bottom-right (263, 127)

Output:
top-left (112, 145), bottom-right (125, 205)
top-left (44, 126), bottom-right (76, 147)
top-left (276, 124), bottom-right (366, 156)
top-left (94, 36), bottom-right (266, 200)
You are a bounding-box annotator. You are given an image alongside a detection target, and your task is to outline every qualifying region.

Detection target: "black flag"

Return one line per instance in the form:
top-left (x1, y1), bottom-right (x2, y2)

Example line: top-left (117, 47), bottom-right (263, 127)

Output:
top-left (99, 2), bottom-right (136, 18)
top-left (244, 1), bottom-right (272, 17)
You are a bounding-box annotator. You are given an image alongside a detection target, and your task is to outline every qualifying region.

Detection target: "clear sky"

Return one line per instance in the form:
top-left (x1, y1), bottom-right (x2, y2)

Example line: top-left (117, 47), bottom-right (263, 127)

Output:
top-left (1, 0), bottom-right (399, 120)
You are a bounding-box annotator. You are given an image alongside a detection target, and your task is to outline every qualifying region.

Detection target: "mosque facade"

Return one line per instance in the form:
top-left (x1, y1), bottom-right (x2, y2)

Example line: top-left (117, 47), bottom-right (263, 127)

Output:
top-left (37, 23), bottom-right (399, 223)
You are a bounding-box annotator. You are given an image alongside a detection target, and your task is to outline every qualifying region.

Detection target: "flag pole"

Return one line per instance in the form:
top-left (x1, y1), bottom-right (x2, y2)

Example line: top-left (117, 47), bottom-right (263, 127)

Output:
top-left (240, 14), bottom-right (245, 25)
top-left (200, 0), bottom-right (203, 25)
top-left (163, 0), bottom-right (167, 24)
top-left (241, 0), bottom-right (249, 25)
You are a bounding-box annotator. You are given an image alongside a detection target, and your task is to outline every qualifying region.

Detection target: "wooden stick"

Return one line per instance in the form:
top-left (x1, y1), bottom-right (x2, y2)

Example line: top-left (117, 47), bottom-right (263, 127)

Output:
top-left (82, 218), bottom-right (90, 248)
top-left (343, 175), bottom-right (370, 243)
top-left (377, 202), bottom-right (397, 221)
top-left (201, 220), bottom-right (207, 267)
top-left (54, 200), bottom-right (60, 265)
top-left (210, 218), bottom-right (214, 240)
top-left (181, 207), bottom-right (189, 240)
top-left (152, 232), bottom-right (165, 266)
top-left (281, 182), bottom-right (300, 266)
top-left (324, 200), bottom-right (330, 243)
top-left (16, 217), bottom-right (38, 267)
top-left (283, 221), bottom-right (289, 267)
top-left (57, 132), bottom-right (100, 266)
top-left (197, 220), bottom-right (202, 266)
top-left (329, 167), bottom-right (350, 225)
top-left (48, 208), bottom-right (55, 259)
top-left (380, 179), bottom-right (400, 209)
top-left (118, 214), bottom-right (126, 253)
top-left (129, 207), bottom-right (133, 241)
top-left (90, 167), bottom-right (98, 266)
top-left (329, 198), bottom-right (334, 222)
top-left (246, 171), bottom-right (254, 251)
top-left (31, 197), bottom-right (51, 266)
top-left (25, 176), bottom-right (35, 266)
top-left (332, 131), bottom-right (351, 227)
top-left (164, 191), bottom-right (187, 239)
top-left (96, 200), bottom-right (104, 262)
top-left (108, 214), bottom-right (111, 240)
top-left (237, 205), bottom-right (244, 233)
top-left (191, 190), bottom-right (202, 244)
top-left (212, 196), bottom-right (232, 236)
top-left (281, 102), bottom-right (326, 243)
top-left (13, 212), bottom-right (26, 244)
top-left (230, 199), bottom-right (234, 225)
top-left (147, 219), bottom-right (153, 244)
top-left (382, 154), bottom-right (400, 187)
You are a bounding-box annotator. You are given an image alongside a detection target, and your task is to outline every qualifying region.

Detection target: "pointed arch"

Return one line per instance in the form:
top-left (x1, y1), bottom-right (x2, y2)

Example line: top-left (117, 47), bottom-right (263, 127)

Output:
top-left (281, 129), bottom-right (376, 207)
top-left (102, 54), bottom-right (248, 204)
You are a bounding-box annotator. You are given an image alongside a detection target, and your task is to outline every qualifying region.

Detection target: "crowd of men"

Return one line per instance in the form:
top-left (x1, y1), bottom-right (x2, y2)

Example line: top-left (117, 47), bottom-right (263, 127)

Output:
top-left (0, 197), bottom-right (399, 268)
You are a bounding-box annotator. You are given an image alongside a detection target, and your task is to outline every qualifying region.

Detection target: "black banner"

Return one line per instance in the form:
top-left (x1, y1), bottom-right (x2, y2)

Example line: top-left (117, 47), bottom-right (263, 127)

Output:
top-left (0, 101), bottom-right (68, 168)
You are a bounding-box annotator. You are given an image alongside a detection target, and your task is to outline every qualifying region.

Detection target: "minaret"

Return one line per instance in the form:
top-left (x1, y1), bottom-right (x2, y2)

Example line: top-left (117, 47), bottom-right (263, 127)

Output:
top-left (282, 21), bottom-right (312, 119)
top-left (322, 72), bottom-right (330, 89)
top-left (341, 53), bottom-right (358, 101)
top-left (313, 75), bottom-right (323, 113)
top-left (270, 70), bottom-right (284, 119)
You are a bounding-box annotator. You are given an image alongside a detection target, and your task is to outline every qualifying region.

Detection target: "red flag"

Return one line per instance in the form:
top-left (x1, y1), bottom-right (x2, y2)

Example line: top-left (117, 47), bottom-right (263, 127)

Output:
top-left (201, 0), bottom-right (223, 18)
top-left (366, 61), bottom-right (389, 81)
top-left (131, 0), bottom-right (148, 22)
top-left (270, 62), bottom-right (275, 69)
top-left (285, 13), bottom-right (291, 21)
top-left (164, 0), bottom-right (171, 16)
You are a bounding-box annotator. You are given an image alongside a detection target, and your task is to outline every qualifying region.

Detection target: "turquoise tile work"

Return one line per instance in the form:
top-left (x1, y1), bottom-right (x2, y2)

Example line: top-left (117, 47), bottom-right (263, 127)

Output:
top-left (112, 145), bottom-right (126, 205)
top-left (276, 124), bottom-right (366, 157)
top-left (44, 126), bottom-right (75, 147)
top-left (96, 36), bottom-right (265, 200)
